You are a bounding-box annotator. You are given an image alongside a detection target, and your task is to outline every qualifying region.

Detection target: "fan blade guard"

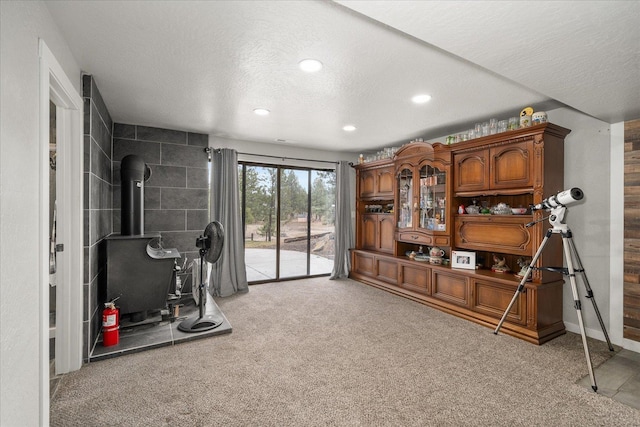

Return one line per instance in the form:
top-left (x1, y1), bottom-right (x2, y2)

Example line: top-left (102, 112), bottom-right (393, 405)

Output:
top-left (203, 221), bottom-right (224, 264)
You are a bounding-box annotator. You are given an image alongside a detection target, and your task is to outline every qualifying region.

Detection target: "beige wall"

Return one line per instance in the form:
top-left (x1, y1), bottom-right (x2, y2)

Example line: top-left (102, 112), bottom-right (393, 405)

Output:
top-left (548, 108), bottom-right (613, 340)
top-left (0, 1), bottom-right (81, 424)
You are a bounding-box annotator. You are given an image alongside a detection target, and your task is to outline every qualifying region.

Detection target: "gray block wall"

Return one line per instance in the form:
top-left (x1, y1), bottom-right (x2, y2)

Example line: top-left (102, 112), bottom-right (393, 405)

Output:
top-left (82, 75), bottom-right (113, 360)
top-left (112, 123), bottom-right (210, 293)
top-left (81, 80), bottom-right (210, 357)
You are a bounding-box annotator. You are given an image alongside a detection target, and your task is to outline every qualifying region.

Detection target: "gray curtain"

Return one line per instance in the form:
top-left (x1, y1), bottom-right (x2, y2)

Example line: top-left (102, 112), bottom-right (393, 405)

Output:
top-left (210, 148), bottom-right (249, 296)
top-left (330, 161), bottom-right (354, 279)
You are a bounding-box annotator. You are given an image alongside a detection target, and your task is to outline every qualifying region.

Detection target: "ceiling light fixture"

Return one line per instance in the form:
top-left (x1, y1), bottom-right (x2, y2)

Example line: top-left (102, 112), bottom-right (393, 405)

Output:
top-left (298, 59), bottom-right (323, 73)
top-left (412, 94), bottom-right (432, 104)
top-left (253, 108), bottom-right (270, 116)
top-left (343, 125), bottom-right (357, 132)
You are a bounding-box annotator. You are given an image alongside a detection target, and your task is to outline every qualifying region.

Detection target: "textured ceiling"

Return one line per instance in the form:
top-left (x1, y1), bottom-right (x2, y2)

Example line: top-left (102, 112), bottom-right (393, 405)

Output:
top-left (45, 0), bottom-right (639, 153)
top-left (338, 0), bottom-right (640, 124)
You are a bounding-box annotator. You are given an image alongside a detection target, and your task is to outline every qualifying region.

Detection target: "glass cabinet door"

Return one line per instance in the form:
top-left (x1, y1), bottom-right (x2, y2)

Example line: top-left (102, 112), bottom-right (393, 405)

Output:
top-left (419, 165), bottom-right (447, 231)
top-left (397, 167), bottom-right (413, 228)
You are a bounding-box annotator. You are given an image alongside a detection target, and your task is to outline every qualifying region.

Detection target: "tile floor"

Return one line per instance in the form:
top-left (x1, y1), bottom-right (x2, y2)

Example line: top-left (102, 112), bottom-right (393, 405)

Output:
top-left (577, 349), bottom-right (640, 410)
top-left (89, 296), bottom-right (232, 361)
top-left (49, 296), bottom-right (231, 401)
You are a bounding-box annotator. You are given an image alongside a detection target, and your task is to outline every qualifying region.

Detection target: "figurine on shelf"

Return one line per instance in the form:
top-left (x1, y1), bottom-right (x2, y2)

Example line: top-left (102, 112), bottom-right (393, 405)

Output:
top-left (491, 254), bottom-right (510, 273)
top-left (515, 257), bottom-right (532, 280)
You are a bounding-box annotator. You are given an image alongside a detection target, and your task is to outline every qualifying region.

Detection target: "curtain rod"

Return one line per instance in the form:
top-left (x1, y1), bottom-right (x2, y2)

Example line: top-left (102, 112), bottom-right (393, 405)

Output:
top-left (205, 147), bottom-right (340, 165)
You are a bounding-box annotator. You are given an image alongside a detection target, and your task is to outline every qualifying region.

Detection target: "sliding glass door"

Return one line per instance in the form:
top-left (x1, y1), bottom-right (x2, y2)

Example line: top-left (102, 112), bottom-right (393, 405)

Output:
top-left (239, 163), bottom-right (335, 283)
top-left (279, 168), bottom-right (309, 278)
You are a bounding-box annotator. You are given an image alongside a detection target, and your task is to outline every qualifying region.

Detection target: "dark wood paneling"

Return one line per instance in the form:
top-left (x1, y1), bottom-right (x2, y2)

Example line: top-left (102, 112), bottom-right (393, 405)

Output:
top-left (624, 118), bottom-right (640, 342)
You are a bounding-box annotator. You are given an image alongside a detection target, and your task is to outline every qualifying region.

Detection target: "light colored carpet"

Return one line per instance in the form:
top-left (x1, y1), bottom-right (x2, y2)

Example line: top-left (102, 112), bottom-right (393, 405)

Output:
top-left (50, 277), bottom-right (639, 426)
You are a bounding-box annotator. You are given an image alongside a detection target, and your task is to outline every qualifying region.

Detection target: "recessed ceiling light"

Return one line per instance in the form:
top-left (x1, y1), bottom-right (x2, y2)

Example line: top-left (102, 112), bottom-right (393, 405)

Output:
top-left (253, 108), bottom-right (270, 116)
top-left (412, 94), bottom-right (432, 104)
top-left (298, 59), bottom-right (323, 73)
top-left (343, 125), bottom-right (357, 132)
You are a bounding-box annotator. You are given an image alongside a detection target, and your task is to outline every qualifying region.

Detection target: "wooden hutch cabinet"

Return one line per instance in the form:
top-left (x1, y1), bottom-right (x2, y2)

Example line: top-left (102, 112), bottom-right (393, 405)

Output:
top-left (395, 142), bottom-right (452, 248)
top-left (351, 123), bottom-right (571, 344)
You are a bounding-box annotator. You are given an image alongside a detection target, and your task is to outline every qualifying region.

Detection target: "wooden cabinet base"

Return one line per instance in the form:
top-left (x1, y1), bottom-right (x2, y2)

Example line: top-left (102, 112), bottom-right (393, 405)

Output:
top-left (350, 250), bottom-right (565, 345)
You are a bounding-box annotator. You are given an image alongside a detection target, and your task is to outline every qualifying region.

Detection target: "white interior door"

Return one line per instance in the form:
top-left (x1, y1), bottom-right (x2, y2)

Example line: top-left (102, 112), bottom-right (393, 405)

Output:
top-left (39, 39), bottom-right (83, 424)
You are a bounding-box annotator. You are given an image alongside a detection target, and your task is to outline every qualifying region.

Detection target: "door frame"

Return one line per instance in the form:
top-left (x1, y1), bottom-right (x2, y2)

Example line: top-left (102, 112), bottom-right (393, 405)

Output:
top-left (39, 39), bottom-right (83, 422)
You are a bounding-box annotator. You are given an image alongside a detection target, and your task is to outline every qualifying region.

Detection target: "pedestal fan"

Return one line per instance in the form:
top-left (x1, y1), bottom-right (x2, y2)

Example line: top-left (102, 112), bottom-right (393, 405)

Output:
top-left (178, 221), bottom-right (225, 333)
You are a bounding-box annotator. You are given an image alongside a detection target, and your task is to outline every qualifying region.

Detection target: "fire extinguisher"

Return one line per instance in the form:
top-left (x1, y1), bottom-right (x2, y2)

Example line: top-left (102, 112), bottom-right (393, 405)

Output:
top-left (102, 299), bottom-right (120, 347)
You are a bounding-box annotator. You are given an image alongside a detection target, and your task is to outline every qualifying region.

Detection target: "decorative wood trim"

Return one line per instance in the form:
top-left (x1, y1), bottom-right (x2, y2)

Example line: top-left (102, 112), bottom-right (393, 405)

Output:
top-left (449, 123), bottom-right (569, 155)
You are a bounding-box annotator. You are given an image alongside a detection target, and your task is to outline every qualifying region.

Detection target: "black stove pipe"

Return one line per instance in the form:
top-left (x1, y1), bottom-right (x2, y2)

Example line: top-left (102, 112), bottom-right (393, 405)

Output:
top-left (120, 155), bottom-right (151, 236)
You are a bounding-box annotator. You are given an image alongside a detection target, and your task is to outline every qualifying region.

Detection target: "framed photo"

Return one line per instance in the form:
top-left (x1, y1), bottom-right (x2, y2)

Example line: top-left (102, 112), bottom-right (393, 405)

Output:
top-left (451, 250), bottom-right (476, 270)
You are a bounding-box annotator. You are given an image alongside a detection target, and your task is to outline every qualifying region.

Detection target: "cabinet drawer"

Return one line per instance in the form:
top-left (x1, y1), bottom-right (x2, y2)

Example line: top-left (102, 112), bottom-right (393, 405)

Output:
top-left (472, 279), bottom-right (527, 325)
top-left (396, 232), bottom-right (450, 247)
top-left (455, 216), bottom-right (532, 255)
top-left (397, 231), bottom-right (432, 245)
top-left (399, 262), bottom-right (430, 294)
top-left (377, 258), bottom-right (398, 284)
top-left (432, 271), bottom-right (469, 306)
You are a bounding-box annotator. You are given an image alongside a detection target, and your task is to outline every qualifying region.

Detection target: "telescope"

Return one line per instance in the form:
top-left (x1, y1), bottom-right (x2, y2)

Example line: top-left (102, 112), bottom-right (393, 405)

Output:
top-left (497, 183), bottom-right (613, 394)
top-left (531, 187), bottom-right (583, 211)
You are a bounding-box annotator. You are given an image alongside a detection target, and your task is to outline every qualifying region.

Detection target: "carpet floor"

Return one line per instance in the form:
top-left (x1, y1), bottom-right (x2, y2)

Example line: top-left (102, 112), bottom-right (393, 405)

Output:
top-left (50, 277), bottom-right (640, 426)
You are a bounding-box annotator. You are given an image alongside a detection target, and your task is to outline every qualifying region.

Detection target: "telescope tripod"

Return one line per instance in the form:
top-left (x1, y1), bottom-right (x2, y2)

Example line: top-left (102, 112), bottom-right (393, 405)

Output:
top-left (493, 205), bottom-right (614, 392)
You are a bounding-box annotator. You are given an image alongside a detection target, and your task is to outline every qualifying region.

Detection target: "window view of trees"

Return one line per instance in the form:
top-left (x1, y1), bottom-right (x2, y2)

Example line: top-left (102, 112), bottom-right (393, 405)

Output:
top-left (239, 163), bottom-right (336, 281)
top-left (312, 171), bottom-right (336, 223)
top-left (240, 165), bottom-right (335, 244)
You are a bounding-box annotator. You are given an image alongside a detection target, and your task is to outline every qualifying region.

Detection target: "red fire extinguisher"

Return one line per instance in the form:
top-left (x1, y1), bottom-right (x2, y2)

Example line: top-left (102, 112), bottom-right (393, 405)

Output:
top-left (102, 300), bottom-right (120, 347)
